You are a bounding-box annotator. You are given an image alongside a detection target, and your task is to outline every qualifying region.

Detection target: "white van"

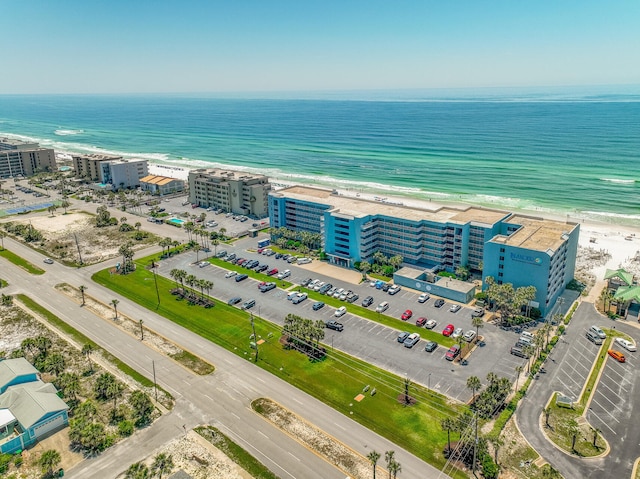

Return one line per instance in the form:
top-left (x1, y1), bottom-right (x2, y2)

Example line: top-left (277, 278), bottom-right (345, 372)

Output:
top-left (376, 301), bottom-right (390, 313)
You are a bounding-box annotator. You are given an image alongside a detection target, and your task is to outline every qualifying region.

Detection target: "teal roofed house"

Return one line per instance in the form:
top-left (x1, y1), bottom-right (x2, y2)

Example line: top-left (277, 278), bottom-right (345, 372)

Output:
top-left (0, 359), bottom-right (69, 454)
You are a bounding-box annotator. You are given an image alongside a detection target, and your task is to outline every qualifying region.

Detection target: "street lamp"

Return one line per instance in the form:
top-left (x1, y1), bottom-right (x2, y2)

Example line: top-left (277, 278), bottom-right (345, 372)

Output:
top-left (250, 312), bottom-right (259, 362)
top-left (150, 260), bottom-right (160, 308)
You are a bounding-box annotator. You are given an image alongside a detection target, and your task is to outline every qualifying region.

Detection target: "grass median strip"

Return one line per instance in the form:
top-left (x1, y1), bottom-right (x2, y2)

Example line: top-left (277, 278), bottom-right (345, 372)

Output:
top-left (0, 248), bottom-right (45, 275)
top-left (94, 263), bottom-right (467, 477)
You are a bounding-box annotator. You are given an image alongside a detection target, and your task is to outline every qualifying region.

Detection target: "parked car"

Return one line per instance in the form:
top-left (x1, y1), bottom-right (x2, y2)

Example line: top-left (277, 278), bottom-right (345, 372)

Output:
top-left (607, 349), bottom-right (626, 363)
top-left (415, 317), bottom-right (427, 327)
top-left (339, 290), bottom-right (351, 301)
top-left (333, 288), bottom-right (345, 299)
top-left (346, 293), bottom-right (359, 303)
top-left (198, 261), bottom-right (210, 268)
top-left (267, 268), bottom-right (278, 276)
top-left (434, 299), bottom-right (445, 308)
top-left (301, 278), bottom-right (312, 287)
top-left (376, 301), bottom-right (390, 313)
top-left (401, 309), bottom-right (413, 320)
top-left (334, 306), bottom-right (347, 317)
top-left (424, 341), bottom-right (438, 352)
top-left (287, 291), bottom-right (300, 301)
top-left (308, 279), bottom-right (320, 289)
top-left (452, 327), bottom-right (464, 339)
top-left (292, 292), bottom-right (308, 304)
top-left (362, 296), bottom-right (374, 307)
top-left (256, 264), bottom-right (269, 272)
top-left (318, 283), bottom-right (333, 294)
top-left (216, 250), bottom-right (227, 258)
top-left (425, 319), bottom-right (437, 330)
top-left (325, 320), bottom-right (344, 332)
top-left (471, 307), bottom-right (485, 318)
top-left (235, 274), bottom-right (249, 282)
top-left (225, 271), bottom-right (237, 278)
top-left (590, 325), bottom-right (607, 339)
top-left (463, 330), bottom-right (477, 342)
top-left (312, 301), bottom-right (325, 311)
top-left (397, 331), bottom-right (410, 343)
top-left (388, 285), bottom-right (401, 295)
top-left (449, 304), bottom-right (461, 313)
top-left (287, 256), bottom-right (298, 264)
top-left (614, 337), bottom-right (637, 352)
top-left (442, 324), bottom-right (455, 337)
top-left (404, 333), bottom-right (421, 348)
top-left (227, 297), bottom-right (242, 305)
top-left (418, 293), bottom-right (430, 303)
top-left (259, 282), bottom-right (276, 292)
top-left (297, 257), bottom-right (312, 265)
top-left (445, 344), bottom-right (461, 361)
top-left (277, 269), bottom-right (291, 280)
top-left (242, 299), bottom-right (256, 309)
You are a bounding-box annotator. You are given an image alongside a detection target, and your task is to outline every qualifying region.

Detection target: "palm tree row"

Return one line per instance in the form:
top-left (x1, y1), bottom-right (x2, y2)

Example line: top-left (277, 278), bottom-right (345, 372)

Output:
top-left (169, 268), bottom-right (214, 300)
top-left (282, 314), bottom-right (325, 349)
top-left (269, 226), bottom-right (322, 251)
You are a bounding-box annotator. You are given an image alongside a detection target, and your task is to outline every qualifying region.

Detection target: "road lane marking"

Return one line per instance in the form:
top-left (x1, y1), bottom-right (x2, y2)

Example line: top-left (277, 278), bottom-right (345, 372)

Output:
top-left (287, 451), bottom-right (300, 461)
top-left (203, 394), bottom-right (213, 402)
top-left (231, 412), bottom-right (240, 420)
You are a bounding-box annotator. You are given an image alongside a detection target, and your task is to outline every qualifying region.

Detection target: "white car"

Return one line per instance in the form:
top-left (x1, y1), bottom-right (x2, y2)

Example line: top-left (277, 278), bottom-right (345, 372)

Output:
top-left (615, 337), bottom-right (637, 352)
top-left (449, 304), bottom-right (461, 313)
top-left (463, 330), bottom-right (477, 342)
top-left (418, 293), bottom-right (430, 303)
top-left (277, 269), bottom-right (291, 280)
top-left (334, 306), bottom-right (347, 317)
top-left (333, 288), bottom-right (345, 298)
top-left (425, 319), bottom-right (437, 329)
top-left (43, 258), bottom-right (54, 264)
top-left (451, 327), bottom-right (464, 339)
top-left (297, 257), bottom-right (312, 264)
top-left (198, 261), bottom-right (210, 268)
top-left (225, 271), bottom-right (237, 278)
top-left (370, 280), bottom-right (377, 287)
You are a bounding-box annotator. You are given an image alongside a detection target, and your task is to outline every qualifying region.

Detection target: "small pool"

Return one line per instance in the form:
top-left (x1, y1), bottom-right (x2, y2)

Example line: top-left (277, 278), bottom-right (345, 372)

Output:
top-left (168, 217), bottom-right (185, 225)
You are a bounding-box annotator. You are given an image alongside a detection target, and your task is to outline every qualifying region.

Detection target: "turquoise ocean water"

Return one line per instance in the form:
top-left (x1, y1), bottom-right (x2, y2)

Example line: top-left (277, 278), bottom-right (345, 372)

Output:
top-left (0, 86), bottom-right (639, 226)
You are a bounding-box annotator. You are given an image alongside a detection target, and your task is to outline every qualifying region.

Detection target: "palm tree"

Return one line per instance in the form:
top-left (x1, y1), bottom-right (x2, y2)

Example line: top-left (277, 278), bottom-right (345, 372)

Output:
top-left (514, 365), bottom-right (524, 391)
top-left (367, 450), bottom-right (381, 479)
top-left (110, 299), bottom-right (120, 319)
top-left (57, 372), bottom-right (81, 401)
top-left (79, 285), bottom-right (88, 306)
top-left (38, 449), bottom-right (61, 478)
top-left (389, 460), bottom-right (401, 479)
top-left (135, 221), bottom-right (141, 231)
top-left (82, 343), bottom-right (95, 372)
top-left (466, 376), bottom-right (481, 404)
top-left (441, 417), bottom-right (455, 454)
top-left (567, 419), bottom-right (579, 452)
top-left (61, 199), bottom-right (71, 214)
top-left (44, 353), bottom-right (66, 376)
top-left (193, 243), bottom-right (201, 262)
top-left (384, 451), bottom-right (395, 479)
top-left (0, 231), bottom-right (5, 249)
top-left (151, 453), bottom-right (174, 479)
top-left (472, 316), bottom-right (484, 341)
top-left (539, 407), bottom-right (551, 430)
top-left (360, 260), bottom-right (371, 279)
top-left (125, 462), bottom-right (149, 479)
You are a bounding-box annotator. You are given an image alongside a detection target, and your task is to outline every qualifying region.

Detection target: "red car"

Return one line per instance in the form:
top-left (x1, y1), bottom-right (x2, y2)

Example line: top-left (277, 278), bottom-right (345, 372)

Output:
top-left (445, 344), bottom-right (461, 361)
top-left (442, 324), bottom-right (455, 337)
top-left (267, 268), bottom-right (278, 276)
top-left (401, 310), bottom-right (413, 321)
top-left (415, 317), bottom-right (427, 327)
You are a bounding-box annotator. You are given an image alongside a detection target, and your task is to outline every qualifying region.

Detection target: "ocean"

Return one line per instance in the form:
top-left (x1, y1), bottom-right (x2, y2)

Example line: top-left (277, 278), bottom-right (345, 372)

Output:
top-left (0, 87), bottom-right (639, 226)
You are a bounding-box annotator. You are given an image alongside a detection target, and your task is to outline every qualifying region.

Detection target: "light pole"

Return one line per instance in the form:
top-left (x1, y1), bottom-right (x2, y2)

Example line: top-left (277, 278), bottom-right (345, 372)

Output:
top-left (151, 260), bottom-right (160, 308)
top-left (139, 320), bottom-right (144, 340)
top-left (428, 373), bottom-right (431, 391)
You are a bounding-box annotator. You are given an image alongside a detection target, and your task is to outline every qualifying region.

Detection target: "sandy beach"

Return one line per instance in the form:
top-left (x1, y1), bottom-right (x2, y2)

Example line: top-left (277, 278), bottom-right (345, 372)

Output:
top-left (148, 163), bottom-right (640, 286)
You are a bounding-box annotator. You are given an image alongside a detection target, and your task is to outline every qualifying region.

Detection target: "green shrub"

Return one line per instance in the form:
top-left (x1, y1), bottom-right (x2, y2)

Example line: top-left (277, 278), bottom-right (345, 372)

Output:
top-left (118, 420), bottom-right (134, 437)
top-left (482, 454), bottom-right (499, 479)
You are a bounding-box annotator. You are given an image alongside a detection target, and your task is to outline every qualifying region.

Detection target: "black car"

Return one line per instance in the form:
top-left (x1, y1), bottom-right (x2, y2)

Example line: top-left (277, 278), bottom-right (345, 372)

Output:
top-left (256, 264), bottom-right (269, 272)
top-left (362, 296), bottom-right (374, 307)
top-left (312, 301), bottom-right (325, 311)
top-left (228, 297), bottom-right (242, 305)
top-left (325, 320), bottom-right (344, 331)
top-left (246, 260), bottom-right (259, 269)
top-left (319, 284), bottom-right (333, 294)
top-left (275, 253), bottom-right (283, 259)
top-left (424, 341), bottom-right (438, 352)
top-left (281, 254), bottom-right (290, 261)
top-left (346, 293), bottom-right (359, 303)
top-left (301, 278), bottom-right (312, 287)
top-left (434, 299), bottom-right (445, 308)
top-left (235, 274), bottom-right (249, 282)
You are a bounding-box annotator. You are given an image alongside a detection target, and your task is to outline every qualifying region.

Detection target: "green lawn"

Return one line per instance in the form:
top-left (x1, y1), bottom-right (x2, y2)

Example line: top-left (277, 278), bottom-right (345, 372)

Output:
top-left (0, 248), bottom-right (45, 275)
top-left (93, 262), bottom-right (467, 477)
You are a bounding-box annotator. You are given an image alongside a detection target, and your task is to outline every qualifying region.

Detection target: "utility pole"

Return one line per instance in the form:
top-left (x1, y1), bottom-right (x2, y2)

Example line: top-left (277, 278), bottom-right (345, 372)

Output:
top-left (151, 261), bottom-right (160, 308)
top-left (250, 312), bottom-right (259, 362)
top-left (139, 319), bottom-right (144, 340)
top-left (472, 412), bottom-right (478, 476)
top-left (73, 232), bottom-right (83, 265)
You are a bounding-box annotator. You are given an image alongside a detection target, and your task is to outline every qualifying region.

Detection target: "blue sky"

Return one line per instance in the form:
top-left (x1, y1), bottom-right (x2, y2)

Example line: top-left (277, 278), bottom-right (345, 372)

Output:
top-left (2, 0), bottom-right (639, 94)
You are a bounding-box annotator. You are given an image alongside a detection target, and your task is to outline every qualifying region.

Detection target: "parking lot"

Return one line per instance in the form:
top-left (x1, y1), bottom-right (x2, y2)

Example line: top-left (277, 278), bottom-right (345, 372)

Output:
top-left (553, 330), bottom-right (602, 400)
top-left (158, 238), bottom-right (529, 402)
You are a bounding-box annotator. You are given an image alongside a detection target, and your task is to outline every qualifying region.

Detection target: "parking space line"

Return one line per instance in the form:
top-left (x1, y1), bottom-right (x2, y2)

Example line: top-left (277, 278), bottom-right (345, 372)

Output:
top-left (588, 409), bottom-right (617, 435)
top-left (600, 373), bottom-right (629, 393)
top-left (594, 391), bottom-right (623, 415)
top-left (557, 370), bottom-right (583, 396)
top-left (591, 398), bottom-right (620, 423)
top-left (563, 362), bottom-right (587, 382)
top-left (596, 383), bottom-right (625, 409)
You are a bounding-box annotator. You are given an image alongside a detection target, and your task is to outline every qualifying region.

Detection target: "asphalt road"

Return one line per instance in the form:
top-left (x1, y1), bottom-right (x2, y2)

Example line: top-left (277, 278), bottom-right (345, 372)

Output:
top-left (2, 236), bottom-right (446, 478)
top-left (517, 302), bottom-right (640, 478)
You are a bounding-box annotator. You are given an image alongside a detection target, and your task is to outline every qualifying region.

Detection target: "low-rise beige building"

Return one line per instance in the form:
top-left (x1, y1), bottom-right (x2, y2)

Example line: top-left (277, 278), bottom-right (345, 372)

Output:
top-left (0, 138), bottom-right (57, 178)
top-left (188, 168), bottom-right (271, 218)
top-left (140, 174), bottom-right (185, 195)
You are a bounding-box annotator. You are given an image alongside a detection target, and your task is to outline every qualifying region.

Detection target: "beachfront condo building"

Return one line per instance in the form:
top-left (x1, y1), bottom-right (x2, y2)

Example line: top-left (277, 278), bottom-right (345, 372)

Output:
top-left (188, 168), bottom-right (271, 218)
top-left (0, 138), bottom-right (57, 178)
top-left (72, 154), bottom-right (149, 190)
top-left (139, 174), bottom-right (185, 196)
top-left (269, 185), bottom-right (579, 315)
